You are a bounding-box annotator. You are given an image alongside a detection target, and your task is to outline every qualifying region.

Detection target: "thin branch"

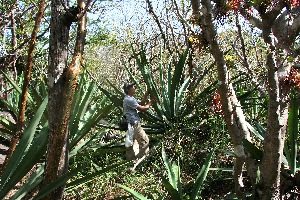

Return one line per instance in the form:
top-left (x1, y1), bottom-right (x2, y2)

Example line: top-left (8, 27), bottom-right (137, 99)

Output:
top-left (145, 0), bottom-right (172, 55)
top-left (234, 13), bottom-right (266, 97)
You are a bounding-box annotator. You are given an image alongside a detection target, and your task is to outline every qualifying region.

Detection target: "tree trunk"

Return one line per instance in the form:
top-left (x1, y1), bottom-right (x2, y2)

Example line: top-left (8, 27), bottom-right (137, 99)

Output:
top-left (259, 51), bottom-right (282, 199)
top-left (193, 0), bottom-right (256, 198)
top-left (42, 0), bottom-right (86, 199)
top-left (259, 31), bottom-right (291, 200)
top-left (41, 0), bottom-right (72, 198)
top-left (257, 6), bottom-right (295, 199)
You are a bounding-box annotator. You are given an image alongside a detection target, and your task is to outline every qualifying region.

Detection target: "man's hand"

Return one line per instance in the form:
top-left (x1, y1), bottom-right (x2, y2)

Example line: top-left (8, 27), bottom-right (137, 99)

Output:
top-left (150, 97), bottom-right (157, 104)
top-left (140, 89), bottom-right (151, 106)
top-left (137, 96), bottom-right (157, 112)
top-left (145, 90), bottom-right (150, 96)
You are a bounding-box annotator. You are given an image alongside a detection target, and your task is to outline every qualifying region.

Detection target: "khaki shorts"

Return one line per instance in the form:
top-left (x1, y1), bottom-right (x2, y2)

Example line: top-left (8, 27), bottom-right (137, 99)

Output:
top-left (125, 122), bottom-right (149, 161)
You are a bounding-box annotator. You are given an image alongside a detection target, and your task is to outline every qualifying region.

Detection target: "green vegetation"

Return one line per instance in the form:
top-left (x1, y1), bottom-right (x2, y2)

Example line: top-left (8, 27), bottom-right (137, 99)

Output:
top-left (0, 0), bottom-right (299, 199)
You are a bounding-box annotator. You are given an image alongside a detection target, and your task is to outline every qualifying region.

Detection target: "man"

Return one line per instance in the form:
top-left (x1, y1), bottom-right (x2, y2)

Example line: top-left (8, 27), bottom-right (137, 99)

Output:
top-left (123, 82), bottom-right (156, 169)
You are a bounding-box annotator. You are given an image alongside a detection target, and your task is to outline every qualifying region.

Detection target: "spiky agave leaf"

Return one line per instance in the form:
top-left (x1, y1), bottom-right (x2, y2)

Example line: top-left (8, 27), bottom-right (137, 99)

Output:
top-left (117, 183), bottom-right (150, 200)
top-left (284, 90), bottom-right (299, 174)
top-left (0, 97), bottom-right (48, 198)
top-left (190, 150), bottom-right (214, 200)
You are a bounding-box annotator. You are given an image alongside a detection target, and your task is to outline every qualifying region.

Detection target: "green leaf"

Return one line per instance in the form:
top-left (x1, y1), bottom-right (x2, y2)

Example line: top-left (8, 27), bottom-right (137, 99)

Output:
top-left (105, 77), bottom-right (124, 98)
top-left (0, 98), bottom-right (18, 116)
top-left (246, 121), bottom-right (264, 141)
top-left (285, 91), bottom-right (299, 174)
top-left (159, 62), bottom-right (171, 119)
top-left (1, 71), bottom-right (34, 105)
top-left (99, 86), bottom-right (123, 110)
top-left (193, 59), bottom-right (215, 87)
top-left (117, 184), bottom-right (150, 200)
top-left (161, 176), bottom-right (181, 200)
top-left (70, 104), bottom-right (113, 148)
top-left (254, 121), bottom-right (266, 138)
top-left (34, 161), bottom-right (129, 200)
top-left (162, 146), bottom-right (177, 189)
top-left (69, 72), bottom-right (87, 132)
top-left (69, 81), bottom-right (96, 136)
top-left (30, 86), bottom-right (43, 109)
top-left (0, 116), bottom-right (15, 135)
top-left (175, 78), bottom-right (190, 115)
top-left (10, 165), bottom-right (45, 200)
top-left (243, 139), bottom-right (263, 160)
top-left (33, 168), bottom-right (80, 200)
top-left (171, 48), bottom-right (188, 93)
top-left (0, 96), bottom-right (48, 198)
top-left (70, 131), bottom-right (106, 157)
top-left (2, 123), bottom-right (48, 199)
top-left (190, 151), bottom-right (214, 200)
top-left (66, 160), bottom-right (130, 190)
top-left (0, 128), bottom-right (12, 139)
top-left (176, 159), bottom-right (183, 199)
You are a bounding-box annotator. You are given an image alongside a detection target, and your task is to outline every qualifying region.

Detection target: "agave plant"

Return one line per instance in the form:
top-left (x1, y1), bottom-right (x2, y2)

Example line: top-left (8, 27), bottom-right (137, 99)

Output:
top-left (284, 90), bottom-right (299, 175)
top-left (0, 71), bottom-right (48, 144)
top-left (0, 71), bottom-right (130, 199)
top-left (118, 146), bottom-right (214, 199)
top-left (0, 97), bottom-right (48, 199)
top-left (99, 45), bottom-right (216, 137)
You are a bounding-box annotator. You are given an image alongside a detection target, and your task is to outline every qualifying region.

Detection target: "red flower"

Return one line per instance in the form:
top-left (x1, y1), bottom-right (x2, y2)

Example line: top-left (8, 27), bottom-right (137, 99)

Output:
top-left (211, 92), bottom-right (223, 114)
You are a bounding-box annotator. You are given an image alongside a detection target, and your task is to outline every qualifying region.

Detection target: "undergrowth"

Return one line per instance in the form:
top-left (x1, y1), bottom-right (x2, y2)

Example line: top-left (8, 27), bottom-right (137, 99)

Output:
top-left (64, 118), bottom-right (236, 200)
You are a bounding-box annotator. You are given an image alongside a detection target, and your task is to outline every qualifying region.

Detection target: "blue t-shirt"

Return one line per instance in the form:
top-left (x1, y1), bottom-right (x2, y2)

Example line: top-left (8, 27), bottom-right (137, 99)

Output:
top-left (123, 95), bottom-right (141, 124)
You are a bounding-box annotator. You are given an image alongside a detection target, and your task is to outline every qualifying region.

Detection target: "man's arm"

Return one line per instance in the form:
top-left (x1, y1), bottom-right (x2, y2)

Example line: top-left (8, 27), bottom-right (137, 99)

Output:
top-left (137, 98), bottom-right (156, 112)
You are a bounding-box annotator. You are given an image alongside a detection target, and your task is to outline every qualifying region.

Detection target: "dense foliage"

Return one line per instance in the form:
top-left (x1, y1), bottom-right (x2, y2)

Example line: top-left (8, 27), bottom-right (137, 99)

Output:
top-left (0, 0), bottom-right (299, 199)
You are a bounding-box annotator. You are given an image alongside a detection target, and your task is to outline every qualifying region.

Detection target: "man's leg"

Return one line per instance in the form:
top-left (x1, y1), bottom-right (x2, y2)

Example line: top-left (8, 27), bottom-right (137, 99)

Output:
top-left (131, 123), bottom-right (149, 170)
top-left (125, 139), bottom-right (139, 160)
top-left (133, 123), bottom-right (149, 157)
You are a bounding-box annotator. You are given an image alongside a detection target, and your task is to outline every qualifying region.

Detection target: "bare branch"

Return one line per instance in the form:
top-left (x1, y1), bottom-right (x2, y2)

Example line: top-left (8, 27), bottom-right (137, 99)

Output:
top-left (145, 0), bottom-right (172, 55)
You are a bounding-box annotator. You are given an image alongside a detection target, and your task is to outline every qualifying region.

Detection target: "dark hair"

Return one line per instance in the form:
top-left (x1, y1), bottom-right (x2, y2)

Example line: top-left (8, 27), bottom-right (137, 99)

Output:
top-left (123, 83), bottom-right (135, 94)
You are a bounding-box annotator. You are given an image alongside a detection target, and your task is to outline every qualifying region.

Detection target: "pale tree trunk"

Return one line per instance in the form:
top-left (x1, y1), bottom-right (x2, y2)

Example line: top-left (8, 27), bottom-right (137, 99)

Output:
top-left (260, 25), bottom-right (283, 200)
top-left (191, 0), bottom-right (257, 198)
top-left (259, 45), bottom-right (291, 200)
top-left (191, 0), bottom-right (299, 198)
top-left (0, 0), bottom-right (46, 175)
top-left (238, 2), bottom-right (299, 198)
top-left (41, 0), bottom-right (87, 199)
top-left (257, 6), bottom-right (297, 199)
top-left (259, 50), bottom-right (287, 199)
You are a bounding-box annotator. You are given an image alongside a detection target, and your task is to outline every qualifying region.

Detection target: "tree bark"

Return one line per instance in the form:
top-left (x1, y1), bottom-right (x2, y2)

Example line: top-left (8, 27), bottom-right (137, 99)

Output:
top-left (192, 0), bottom-right (255, 198)
top-left (42, 0), bottom-right (86, 199)
top-left (239, 2), bottom-right (299, 199)
top-left (0, 0), bottom-right (45, 174)
top-left (259, 51), bottom-right (283, 199)
top-left (41, 0), bottom-right (72, 198)
top-left (259, 20), bottom-right (292, 200)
